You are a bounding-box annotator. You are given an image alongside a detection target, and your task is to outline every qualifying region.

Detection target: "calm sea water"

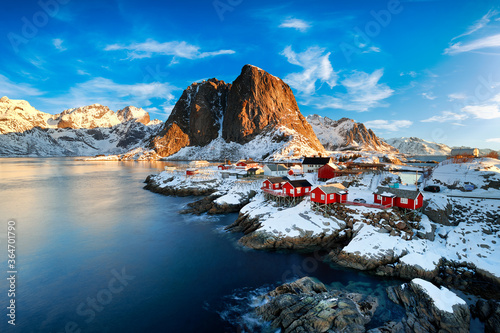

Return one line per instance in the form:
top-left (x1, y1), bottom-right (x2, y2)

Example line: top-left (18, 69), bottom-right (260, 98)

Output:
top-left (0, 158), bottom-right (405, 333)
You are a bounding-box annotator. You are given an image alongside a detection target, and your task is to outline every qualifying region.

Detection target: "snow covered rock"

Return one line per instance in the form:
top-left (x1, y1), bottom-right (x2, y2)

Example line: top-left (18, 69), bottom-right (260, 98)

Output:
top-left (307, 114), bottom-right (397, 152)
top-left (385, 137), bottom-right (451, 156)
top-left (149, 65), bottom-right (325, 160)
top-left (387, 278), bottom-right (470, 333)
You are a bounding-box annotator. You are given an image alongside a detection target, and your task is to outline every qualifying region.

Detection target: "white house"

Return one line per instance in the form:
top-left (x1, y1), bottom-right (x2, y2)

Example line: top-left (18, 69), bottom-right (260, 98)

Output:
top-left (263, 164), bottom-right (289, 176)
top-left (301, 157), bottom-right (332, 173)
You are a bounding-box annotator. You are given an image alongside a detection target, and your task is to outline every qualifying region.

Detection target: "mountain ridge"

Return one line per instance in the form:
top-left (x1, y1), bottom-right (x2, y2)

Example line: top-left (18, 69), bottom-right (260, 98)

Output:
top-left (306, 114), bottom-right (397, 153)
top-left (149, 64), bottom-right (325, 161)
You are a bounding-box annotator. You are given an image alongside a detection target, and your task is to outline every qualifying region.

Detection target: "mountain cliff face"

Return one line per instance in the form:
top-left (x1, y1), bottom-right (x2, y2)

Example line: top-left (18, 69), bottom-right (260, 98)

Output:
top-left (149, 65), bottom-right (325, 160)
top-left (0, 96), bottom-right (162, 157)
top-left (306, 115), bottom-right (397, 152)
top-left (385, 137), bottom-right (451, 156)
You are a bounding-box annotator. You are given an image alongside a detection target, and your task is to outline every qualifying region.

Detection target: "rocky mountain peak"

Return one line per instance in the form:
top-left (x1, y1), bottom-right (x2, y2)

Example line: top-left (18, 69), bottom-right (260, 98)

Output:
top-left (117, 106), bottom-right (150, 125)
top-left (306, 114), bottom-right (397, 152)
top-left (149, 65), bottom-right (325, 160)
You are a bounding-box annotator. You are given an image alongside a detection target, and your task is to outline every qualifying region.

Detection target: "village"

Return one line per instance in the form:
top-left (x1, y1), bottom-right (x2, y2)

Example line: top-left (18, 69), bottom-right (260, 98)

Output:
top-left (166, 154), bottom-right (428, 215)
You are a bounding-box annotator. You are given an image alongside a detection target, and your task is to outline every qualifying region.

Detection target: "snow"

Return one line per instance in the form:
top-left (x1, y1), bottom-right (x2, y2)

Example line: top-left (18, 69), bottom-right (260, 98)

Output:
top-left (307, 114), bottom-right (396, 152)
top-left (166, 126), bottom-right (323, 162)
top-left (385, 137), bottom-right (451, 156)
top-left (0, 96), bottom-right (163, 157)
top-left (411, 278), bottom-right (466, 313)
top-left (241, 195), bottom-right (345, 238)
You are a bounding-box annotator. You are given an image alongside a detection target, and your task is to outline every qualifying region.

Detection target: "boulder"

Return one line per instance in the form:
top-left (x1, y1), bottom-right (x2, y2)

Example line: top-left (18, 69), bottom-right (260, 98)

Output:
top-left (387, 278), bottom-right (470, 333)
top-left (255, 277), bottom-right (378, 333)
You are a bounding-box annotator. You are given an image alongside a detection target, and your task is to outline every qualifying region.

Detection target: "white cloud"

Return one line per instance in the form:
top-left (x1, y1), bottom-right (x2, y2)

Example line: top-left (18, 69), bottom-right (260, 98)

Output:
top-left (486, 138), bottom-right (500, 143)
top-left (444, 33), bottom-right (500, 55)
top-left (279, 18), bottom-right (310, 32)
top-left (281, 46), bottom-right (337, 95)
top-left (400, 71), bottom-right (417, 78)
top-left (339, 69), bottom-right (394, 111)
top-left (362, 46), bottom-right (381, 53)
top-left (52, 38), bottom-right (66, 51)
top-left (448, 92), bottom-right (466, 100)
top-left (40, 78), bottom-right (178, 113)
top-left (451, 10), bottom-right (498, 41)
top-left (364, 119), bottom-right (413, 132)
top-left (421, 92), bottom-right (436, 100)
top-left (0, 74), bottom-right (44, 98)
top-left (421, 111), bottom-right (468, 123)
top-left (462, 104), bottom-right (500, 119)
top-left (77, 69), bottom-right (90, 76)
top-left (105, 39), bottom-right (235, 60)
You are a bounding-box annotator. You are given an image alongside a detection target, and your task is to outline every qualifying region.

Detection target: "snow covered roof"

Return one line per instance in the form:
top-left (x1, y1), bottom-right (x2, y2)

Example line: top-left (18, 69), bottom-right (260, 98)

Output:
top-left (411, 279), bottom-right (466, 313)
top-left (316, 183), bottom-right (347, 194)
top-left (302, 157), bottom-right (331, 165)
top-left (266, 176), bottom-right (290, 184)
top-left (265, 164), bottom-right (288, 171)
top-left (287, 179), bottom-right (312, 188)
top-left (374, 186), bottom-right (421, 200)
top-left (320, 162), bottom-right (339, 170)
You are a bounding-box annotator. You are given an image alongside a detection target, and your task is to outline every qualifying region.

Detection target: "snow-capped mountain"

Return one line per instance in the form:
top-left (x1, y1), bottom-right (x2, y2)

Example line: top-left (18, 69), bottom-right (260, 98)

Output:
top-left (0, 96), bottom-right (162, 157)
top-left (385, 137), bottom-right (451, 156)
top-left (149, 65), bottom-right (325, 161)
top-left (306, 115), bottom-right (397, 153)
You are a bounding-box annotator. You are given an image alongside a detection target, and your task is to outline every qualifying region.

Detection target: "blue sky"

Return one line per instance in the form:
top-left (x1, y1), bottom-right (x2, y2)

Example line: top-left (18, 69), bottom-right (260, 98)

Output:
top-left (1, 0), bottom-right (500, 149)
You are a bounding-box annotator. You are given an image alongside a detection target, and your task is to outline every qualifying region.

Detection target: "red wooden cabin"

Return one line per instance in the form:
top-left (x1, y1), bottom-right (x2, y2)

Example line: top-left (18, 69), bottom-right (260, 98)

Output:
top-left (318, 163), bottom-right (340, 180)
top-left (373, 187), bottom-right (423, 210)
top-left (310, 183), bottom-right (348, 204)
top-left (262, 177), bottom-right (289, 190)
top-left (282, 179), bottom-right (312, 197)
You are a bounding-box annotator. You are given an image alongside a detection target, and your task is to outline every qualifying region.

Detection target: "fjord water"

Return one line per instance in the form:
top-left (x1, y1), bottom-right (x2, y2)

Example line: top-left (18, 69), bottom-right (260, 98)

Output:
top-left (0, 158), bottom-right (402, 332)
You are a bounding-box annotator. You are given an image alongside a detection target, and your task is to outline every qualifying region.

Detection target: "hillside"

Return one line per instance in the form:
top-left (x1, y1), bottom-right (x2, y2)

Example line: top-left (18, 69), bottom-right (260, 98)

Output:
top-left (385, 137), bottom-right (451, 156)
top-left (307, 115), bottom-right (397, 152)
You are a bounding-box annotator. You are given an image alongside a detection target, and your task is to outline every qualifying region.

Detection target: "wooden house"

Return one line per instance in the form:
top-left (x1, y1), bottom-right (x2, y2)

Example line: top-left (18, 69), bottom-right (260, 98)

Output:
top-left (247, 167), bottom-right (264, 176)
top-left (317, 163), bottom-right (340, 180)
top-left (263, 164), bottom-right (289, 176)
top-left (302, 157), bottom-right (332, 173)
top-left (310, 183), bottom-right (348, 204)
top-left (282, 179), bottom-right (312, 197)
top-left (262, 177), bottom-right (289, 190)
top-left (373, 186), bottom-right (423, 210)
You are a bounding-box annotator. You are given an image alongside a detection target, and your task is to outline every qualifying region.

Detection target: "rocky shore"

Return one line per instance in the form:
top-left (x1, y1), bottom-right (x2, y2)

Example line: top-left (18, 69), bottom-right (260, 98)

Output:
top-left (144, 169), bottom-right (500, 330)
top-left (252, 276), bottom-right (473, 333)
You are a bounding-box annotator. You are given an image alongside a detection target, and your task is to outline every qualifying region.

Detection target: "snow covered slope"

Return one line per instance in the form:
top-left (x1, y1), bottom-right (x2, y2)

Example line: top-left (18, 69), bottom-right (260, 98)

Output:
top-left (307, 115), bottom-right (397, 152)
top-left (0, 96), bottom-right (162, 157)
top-left (385, 137), bottom-right (451, 156)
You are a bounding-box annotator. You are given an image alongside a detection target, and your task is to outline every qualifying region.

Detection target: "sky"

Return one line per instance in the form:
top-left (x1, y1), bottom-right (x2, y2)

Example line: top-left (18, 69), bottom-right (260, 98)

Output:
top-left (1, 0), bottom-right (500, 149)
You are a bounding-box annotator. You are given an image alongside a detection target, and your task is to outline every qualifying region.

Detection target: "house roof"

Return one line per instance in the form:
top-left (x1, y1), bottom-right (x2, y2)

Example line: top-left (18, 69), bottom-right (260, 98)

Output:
top-left (374, 186), bottom-right (421, 200)
top-left (316, 183), bottom-right (347, 194)
top-left (287, 179), bottom-right (312, 188)
top-left (265, 164), bottom-right (288, 171)
top-left (247, 167), bottom-right (262, 172)
top-left (319, 162), bottom-right (339, 170)
top-left (266, 176), bottom-right (290, 184)
top-left (302, 157), bottom-right (331, 165)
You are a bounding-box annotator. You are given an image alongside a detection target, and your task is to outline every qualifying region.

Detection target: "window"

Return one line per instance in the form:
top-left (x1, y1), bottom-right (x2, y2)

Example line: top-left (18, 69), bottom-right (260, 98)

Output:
top-left (311, 193), bottom-right (315, 199)
top-left (377, 195), bottom-right (381, 201)
top-left (297, 188), bottom-right (301, 194)
top-left (321, 194), bottom-right (325, 200)
top-left (305, 188), bottom-right (309, 193)
top-left (330, 194), bottom-right (334, 200)
top-left (400, 198), bottom-right (408, 204)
